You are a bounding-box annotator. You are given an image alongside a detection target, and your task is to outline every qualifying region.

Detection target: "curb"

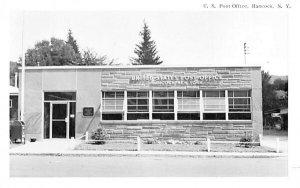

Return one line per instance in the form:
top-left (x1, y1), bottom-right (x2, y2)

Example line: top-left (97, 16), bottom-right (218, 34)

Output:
top-left (9, 151), bottom-right (287, 158)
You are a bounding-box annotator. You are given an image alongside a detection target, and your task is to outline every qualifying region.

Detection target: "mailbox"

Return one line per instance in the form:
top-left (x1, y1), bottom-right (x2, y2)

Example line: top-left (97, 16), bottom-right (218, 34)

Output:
top-left (10, 120), bottom-right (25, 144)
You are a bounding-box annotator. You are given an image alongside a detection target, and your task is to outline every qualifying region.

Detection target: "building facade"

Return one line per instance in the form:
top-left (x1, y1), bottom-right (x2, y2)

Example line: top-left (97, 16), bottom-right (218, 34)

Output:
top-left (19, 65), bottom-right (262, 141)
top-left (9, 86), bottom-right (19, 122)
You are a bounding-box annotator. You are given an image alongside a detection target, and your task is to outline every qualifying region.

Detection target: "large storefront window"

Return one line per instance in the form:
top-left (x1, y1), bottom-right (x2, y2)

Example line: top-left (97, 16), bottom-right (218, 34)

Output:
top-left (100, 90), bottom-right (252, 121)
top-left (177, 91), bottom-right (200, 120)
top-left (228, 90), bottom-right (251, 120)
top-left (102, 91), bottom-right (124, 120)
top-left (152, 91), bottom-right (174, 120)
top-left (127, 91), bottom-right (149, 120)
top-left (203, 90), bottom-right (226, 120)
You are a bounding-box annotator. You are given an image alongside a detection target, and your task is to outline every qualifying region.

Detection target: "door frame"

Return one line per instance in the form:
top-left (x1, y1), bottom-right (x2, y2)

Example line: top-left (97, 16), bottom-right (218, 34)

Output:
top-left (50, 101), bottom-right (70, 139)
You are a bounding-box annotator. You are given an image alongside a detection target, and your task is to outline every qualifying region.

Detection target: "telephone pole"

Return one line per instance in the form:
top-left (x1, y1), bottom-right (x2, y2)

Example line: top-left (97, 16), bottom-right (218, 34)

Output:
top-left (244, 42), bottom-right (250, 64)
top-left (21, 12), bottom-right (25, 121)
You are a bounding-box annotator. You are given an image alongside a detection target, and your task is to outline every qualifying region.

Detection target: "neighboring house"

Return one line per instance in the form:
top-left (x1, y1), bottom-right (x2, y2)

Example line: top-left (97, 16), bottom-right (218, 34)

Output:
top-left (9, 85), bottom-right (19, 121)
top-left (264, 107), bottom-right (288, 130)
top-left (275, 90), bottom-right (287, 100)
top-left (278, 108), bottom-right (288, 130)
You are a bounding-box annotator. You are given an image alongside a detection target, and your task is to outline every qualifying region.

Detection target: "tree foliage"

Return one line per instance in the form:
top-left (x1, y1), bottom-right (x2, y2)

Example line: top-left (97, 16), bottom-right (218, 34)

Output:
top-left (25, 38), bottom-right (78, 66)
top-left (66, 29), bottom-right (82, 64)
top-left (273, 78), bottom-right (287, 91)
top-left (66, 29), bottom-right (80, 54)
top-left (131, 21), bottom-right (163, 65)
top-left (261, 71), bottom-right (288, 129)
top-left (24, 29), bottom-right (119, 66)
top-left (81, 49), bottom-right (107, 65)
top-left (261, 71), bottom-right (278, 111)
top-left (81, 48), bottom-right (119, 66)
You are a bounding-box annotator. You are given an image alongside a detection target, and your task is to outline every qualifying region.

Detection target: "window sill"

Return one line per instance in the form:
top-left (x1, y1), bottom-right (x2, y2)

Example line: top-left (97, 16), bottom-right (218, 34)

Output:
top-left (100, 120), bottom-right (253, 124)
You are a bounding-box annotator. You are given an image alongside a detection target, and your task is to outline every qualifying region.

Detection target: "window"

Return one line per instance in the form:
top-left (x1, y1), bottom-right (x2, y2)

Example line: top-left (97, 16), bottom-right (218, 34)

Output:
top-left (177, 91), bottom-right (200, 120)
top-left (203, 90), bottom-right (226, 120)
top-left (228, 90), bottom-right (251, 120)
top-left (44, 92), bottom-right (76, 101)
top-left (178, 113), bottom-right (200, 120)
top-left (102, 114), bottom-right (123, 120)
top-left (102, 91), bottom-right (124, 120)
top-left (99, 90), bottom-right (252, 121)
top-left (127, 91), bottom-right (149, 120)
top-left (152, 91), bottom-right (174, 120)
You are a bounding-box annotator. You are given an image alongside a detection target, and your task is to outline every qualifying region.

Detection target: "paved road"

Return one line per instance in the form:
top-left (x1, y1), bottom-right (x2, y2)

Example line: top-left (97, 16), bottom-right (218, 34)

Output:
top-left (10, 155), bottom-right (288, 177)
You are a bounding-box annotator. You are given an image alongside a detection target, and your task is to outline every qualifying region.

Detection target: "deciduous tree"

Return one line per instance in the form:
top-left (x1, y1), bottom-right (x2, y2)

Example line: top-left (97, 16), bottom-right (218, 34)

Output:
top-left (81, 48), bottom-right (119, 66)
top-left (25, 38), bottom-right (78, 66)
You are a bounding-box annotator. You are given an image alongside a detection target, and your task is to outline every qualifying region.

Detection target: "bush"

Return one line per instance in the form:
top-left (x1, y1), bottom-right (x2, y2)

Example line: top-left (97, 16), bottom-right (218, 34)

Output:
top-left (194, 140), bottom-right (203, 145)
top-left (91, 127), bottom-right (107, 145)
top-left (240, 136), bottom-right (252, 143)
top-left (144, 138), bottom-right (159, 144)
top-left (238, 135), bottom-right (253, 148)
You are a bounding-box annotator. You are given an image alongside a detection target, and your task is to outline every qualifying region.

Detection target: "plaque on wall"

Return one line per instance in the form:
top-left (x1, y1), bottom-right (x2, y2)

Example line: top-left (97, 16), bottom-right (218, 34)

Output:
top-left (83, 107), bottom-right (94, 117)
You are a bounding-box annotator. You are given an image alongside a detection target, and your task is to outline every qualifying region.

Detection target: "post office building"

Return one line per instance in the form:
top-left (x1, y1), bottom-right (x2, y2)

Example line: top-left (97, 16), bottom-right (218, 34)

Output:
top-left (19, 65), bottom-right (263, 141)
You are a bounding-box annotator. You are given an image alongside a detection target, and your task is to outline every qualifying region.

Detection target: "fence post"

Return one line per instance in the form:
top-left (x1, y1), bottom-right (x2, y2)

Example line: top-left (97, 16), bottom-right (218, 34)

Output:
top-left (207, 138), bottom-right (211, 152)
top-left (137, 136), bottom-right (141, 151)
top-left (276, 138), bottom-right (280, 153)
top-left (259, 134), bottom-right (262, 145)
top-left (85, 132), bottom-right (88, 141)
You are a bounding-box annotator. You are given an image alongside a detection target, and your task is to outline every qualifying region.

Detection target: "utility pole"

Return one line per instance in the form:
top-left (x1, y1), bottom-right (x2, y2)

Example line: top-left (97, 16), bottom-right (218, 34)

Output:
top-left (244, 42), bottom-right (250, 65)
top-left (21, 12), bottom-right (25, 121)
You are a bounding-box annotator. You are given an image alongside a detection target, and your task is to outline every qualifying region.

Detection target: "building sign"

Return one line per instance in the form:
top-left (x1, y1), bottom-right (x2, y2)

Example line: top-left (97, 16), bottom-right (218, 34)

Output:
top-left (83, 107), bottom-right (94, 117)
top-left (131, 74), bottom-right (222, 86)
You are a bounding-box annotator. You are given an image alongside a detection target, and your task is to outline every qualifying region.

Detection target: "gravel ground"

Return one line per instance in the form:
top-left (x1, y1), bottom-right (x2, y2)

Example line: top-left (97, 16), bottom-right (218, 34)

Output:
top-left (74, 142), bottom-right (276, 153)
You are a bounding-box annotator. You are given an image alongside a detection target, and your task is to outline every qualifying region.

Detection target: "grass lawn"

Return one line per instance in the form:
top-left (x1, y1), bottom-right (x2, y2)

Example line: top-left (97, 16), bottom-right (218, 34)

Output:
top-left (74, 141), bottom-right (276, 153)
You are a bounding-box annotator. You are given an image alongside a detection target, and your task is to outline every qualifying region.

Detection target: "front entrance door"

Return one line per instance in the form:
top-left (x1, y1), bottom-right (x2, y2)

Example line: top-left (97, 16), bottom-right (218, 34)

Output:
top-left (51, 103), bottom-right (69, 138)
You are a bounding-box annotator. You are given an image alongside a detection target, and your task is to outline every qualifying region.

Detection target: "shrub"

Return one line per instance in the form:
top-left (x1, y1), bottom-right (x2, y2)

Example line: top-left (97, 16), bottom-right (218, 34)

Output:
top-left (238, 135), bottom-right (253, 148)
top-left (91, 127), bottom-right (107, 145)
top-left (194, 140), bottom-right (203, 145)
top-left (144, 138), bottom-right (159, 144)
top-left (240, 136), bottom-right (252, 143)
top-left (144, 139), bottom-right (154, 144)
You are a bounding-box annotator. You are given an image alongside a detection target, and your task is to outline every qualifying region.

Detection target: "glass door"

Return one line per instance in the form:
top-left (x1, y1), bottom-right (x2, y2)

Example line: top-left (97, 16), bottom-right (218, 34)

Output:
top-left (50, 103), bottom-right (69, 138)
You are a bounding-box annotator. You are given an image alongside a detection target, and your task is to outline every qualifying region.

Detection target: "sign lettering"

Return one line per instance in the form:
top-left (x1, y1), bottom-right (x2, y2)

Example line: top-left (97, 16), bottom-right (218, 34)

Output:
top-left (130, 74), bottom-right (222, 86)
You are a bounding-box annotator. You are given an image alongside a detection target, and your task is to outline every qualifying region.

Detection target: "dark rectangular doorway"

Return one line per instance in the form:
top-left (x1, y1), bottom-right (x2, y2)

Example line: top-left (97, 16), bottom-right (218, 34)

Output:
top-left (44, 92), bottom-right (76, 139)
top-left (51, 103), bottom-right (68, 138)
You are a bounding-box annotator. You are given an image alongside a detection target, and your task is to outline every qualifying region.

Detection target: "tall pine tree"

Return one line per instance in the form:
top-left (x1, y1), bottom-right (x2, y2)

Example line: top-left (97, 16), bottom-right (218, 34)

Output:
top-left (66, 29), bottom-right (80, 54)
top-left (66, 29), bottom-right (82, 64)
top-left (131, 21), bottom-right (163, 65)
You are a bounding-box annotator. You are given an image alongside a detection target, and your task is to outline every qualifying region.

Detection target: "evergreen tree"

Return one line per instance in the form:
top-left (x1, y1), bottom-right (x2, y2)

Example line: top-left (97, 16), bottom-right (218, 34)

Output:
top-left (66, 29), bottom-right (82, 64)
top-left (66, 29), bottom-right (80, 54)
top-left (131, 21), bottom-right (163, 65)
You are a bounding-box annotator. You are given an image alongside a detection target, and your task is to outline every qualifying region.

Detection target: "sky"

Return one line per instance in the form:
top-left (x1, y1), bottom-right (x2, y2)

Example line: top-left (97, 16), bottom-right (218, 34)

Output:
top-left (10, 11), bottom-right (289, 75)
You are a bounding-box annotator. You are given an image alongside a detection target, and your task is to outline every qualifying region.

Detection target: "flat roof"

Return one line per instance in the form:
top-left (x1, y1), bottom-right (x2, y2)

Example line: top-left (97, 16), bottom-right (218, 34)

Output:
top-left (21, 65), bottom-right (261, 70)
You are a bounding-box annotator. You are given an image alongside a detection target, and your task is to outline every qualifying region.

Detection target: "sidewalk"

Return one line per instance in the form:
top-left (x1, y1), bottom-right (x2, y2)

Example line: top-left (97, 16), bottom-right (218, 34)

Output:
top-left (10, 139), bottom-right (287, 158)
top-left (10, 139), bottom-right (81, 153)
top-left (261, 130), bottom-right (288, 153)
